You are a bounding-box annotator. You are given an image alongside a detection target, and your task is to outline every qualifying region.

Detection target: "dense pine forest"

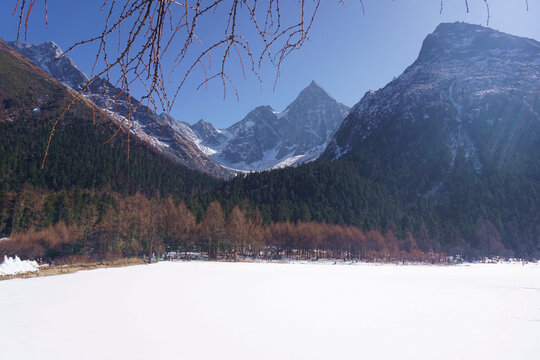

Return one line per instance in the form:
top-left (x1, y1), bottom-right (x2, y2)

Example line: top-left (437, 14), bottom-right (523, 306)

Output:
top-left (201, 155), bottom-right (540, 259)
top-left (0, 188), bottom-right (444, 263)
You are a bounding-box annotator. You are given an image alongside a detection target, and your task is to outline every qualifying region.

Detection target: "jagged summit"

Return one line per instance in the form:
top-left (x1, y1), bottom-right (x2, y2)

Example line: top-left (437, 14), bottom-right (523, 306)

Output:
top-left (192, 119), bottom-right (217, 134)
top-left (305, 80), bottom-right (324, 91)
top-left (194, 119), bottom-right (211, 127)
top-left (285, 80), bottom-right (348, 117)
top-left (190, 81), bottom-right (350, 171)
top-left (415, 22), bottom-right (540, 65)
top-left (251, 105), bottom-right (276, 113)
top-left (8, 40), bottom-right (89, 91)
top-left (191, 119), bottom-right (227, 148)
top-left (288, 81), bottom-right (335, 104)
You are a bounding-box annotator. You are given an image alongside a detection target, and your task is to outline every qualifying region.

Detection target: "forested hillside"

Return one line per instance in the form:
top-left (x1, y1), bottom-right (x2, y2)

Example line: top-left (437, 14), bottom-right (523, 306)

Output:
top-left (0, 39), bottom-right (220, 237)
top-left (197, 23), bottom-right (540, 258)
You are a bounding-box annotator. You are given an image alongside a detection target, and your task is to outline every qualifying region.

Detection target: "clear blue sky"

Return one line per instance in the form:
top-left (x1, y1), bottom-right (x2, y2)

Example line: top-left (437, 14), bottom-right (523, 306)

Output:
top-left (1, 1), bottom-right (539, 128)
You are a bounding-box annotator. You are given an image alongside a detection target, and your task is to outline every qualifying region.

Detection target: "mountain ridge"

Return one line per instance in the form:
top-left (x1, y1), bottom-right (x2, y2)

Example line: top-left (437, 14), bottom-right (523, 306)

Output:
top-left (192, 81), bottom-right (350, 171)
top-left (0, 38), bottom-right (220, 198)
top-left (9, 39), bottom-right (350, 175)
top-left (8, 40), bottom-right (232, 178)
top-left (323, 21), bottom-right (540, 173)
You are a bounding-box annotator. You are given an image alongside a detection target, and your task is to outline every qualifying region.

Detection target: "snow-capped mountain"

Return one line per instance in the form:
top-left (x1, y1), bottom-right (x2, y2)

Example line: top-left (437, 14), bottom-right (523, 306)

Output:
top-left (9, 41), bottom-right (89, 91)
top-left (191, 81), bottom-right (350, 171)
top-left (322, 22), bottom-right (540, 194)
top-left (9, 41), bottom-right (231, 178)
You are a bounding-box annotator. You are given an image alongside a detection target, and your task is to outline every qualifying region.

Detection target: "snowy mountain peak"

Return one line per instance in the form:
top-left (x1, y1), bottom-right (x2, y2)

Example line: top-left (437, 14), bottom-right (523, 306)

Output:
top-left (8, 40), bottom-right (89, 91)
top-left (253, 105), bottom-right (276, 113)
top-left (194, 119), bottom-right (212, 127)
top-left (291, 80), bottom-right (333, 101)
top-left (416, 22), bottom-right (540, 65)
top-left (307, 80), bottom-right (323, 90)
top-left (41, 41), bottom-right (62, 54)
top-left (191, 119), bottom-right (227, 148)
top-left (192, 119), bottom-right (218, 134)
top-left (190, 81), bottom-right (350, 171)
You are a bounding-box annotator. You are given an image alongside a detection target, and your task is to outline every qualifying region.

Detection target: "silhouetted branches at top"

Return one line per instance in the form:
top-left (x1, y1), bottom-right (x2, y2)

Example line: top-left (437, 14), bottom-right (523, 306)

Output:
top-left (13, 1), bottom-right (332, 114)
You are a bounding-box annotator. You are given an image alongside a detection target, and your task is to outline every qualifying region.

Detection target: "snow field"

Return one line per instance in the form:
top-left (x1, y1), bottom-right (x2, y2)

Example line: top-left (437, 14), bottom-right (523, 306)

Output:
top-left (0, 261), bottom-right (539, 360)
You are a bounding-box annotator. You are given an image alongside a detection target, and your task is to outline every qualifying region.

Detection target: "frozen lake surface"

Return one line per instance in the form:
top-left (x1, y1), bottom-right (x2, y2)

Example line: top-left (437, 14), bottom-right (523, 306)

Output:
top-left (1, 261), bottom-right (539, 359)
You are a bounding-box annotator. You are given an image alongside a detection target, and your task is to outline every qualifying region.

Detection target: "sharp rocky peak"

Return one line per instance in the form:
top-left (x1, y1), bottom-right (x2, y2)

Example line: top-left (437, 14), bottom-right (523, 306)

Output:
top-left (292, 80), bottom-right (333, 100)
top-left (195, 119), bottom-right (211, 126)
top-left (254, 105), bottom-right (275, 112)
top-left (415, 22), bottom-right (540, 65)
top-left (193, 119), bottom-right (218, 133)
top-left (8, 40), bottom-right (89, 91)
top-left (12, 40), bottom-right (61, 54)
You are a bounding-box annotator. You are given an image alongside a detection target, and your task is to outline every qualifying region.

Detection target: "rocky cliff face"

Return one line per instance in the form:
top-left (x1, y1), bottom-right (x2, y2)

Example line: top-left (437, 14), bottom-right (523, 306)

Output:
top-left (322, 22), bottom-right (540, 194)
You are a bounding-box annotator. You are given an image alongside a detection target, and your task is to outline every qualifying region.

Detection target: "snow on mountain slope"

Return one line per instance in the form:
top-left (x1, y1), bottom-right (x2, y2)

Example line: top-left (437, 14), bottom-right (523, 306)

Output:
top-left (322, 22), bottom-right (540, 196)
top-left (9, 41), bottom-right (89, 91)
top-left (192, 81), bottom-right (350, 171)
top-left (324, 22), bottom-right (540, 162)
top-left (9, 40), bottom-right (348, 174)
top-left (8, 41), bottom-right (231, 178)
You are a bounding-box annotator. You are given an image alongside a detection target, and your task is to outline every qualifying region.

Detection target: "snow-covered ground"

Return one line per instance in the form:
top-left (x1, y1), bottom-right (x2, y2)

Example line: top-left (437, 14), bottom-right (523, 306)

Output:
top-left (1, 261), bottom-right (539, 359)
top-left (0, 256), bottom-right (39, 276)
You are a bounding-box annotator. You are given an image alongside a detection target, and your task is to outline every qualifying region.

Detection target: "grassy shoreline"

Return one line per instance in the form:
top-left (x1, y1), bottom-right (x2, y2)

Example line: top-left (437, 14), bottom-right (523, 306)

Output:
top-left (0, 257), bottom-right (147, 281)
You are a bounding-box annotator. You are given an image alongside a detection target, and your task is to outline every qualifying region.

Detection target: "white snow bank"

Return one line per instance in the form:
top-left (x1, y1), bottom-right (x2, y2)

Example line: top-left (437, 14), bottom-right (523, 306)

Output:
top-left (0, 256), bottom-right (39, 276)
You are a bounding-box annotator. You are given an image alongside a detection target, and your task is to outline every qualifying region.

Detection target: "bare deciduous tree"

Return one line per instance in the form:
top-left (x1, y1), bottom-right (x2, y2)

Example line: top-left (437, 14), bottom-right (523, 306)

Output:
top-left (199, 200), bottom-right (225, 259)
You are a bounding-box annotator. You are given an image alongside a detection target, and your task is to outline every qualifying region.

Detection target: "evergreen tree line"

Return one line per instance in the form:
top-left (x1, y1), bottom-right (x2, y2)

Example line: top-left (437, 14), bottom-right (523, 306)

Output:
top-left (0, 187), bottom-right (515, 262)
top-left (0, 100), bottom-right (221, 199)
top-left (199, 154), bottom-right (540, 259)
